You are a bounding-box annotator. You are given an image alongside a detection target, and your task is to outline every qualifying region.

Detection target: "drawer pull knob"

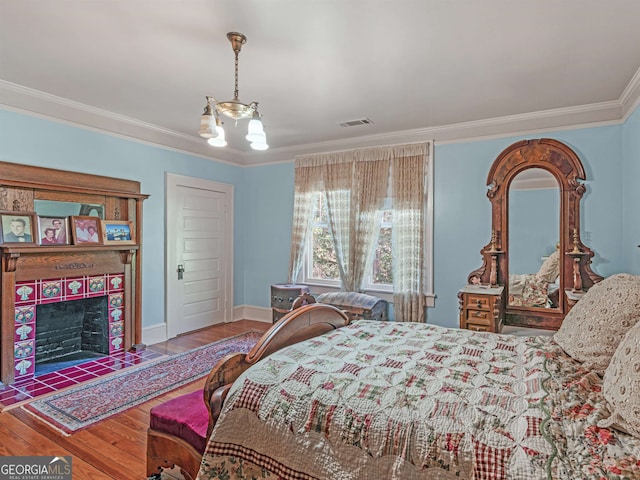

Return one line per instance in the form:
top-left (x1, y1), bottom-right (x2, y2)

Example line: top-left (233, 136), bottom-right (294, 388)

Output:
top-left (476, 301), bottom-right (482, 307)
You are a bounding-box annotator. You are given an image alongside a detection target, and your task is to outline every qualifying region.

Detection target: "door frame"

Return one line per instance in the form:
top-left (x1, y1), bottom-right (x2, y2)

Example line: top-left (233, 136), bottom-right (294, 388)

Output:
top-left (165, 172), bottom-right (234, 338)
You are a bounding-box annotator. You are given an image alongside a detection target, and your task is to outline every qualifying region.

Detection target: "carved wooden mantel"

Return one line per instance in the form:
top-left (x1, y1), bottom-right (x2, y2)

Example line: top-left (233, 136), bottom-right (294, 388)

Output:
top-left (0, 160), bottom-right (148, 384)
top-left (2, 245), bottom-right (138, 274)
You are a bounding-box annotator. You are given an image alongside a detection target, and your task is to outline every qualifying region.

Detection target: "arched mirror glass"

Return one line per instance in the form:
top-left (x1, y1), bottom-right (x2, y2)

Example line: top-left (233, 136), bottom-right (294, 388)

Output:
top-left (508, 168), bottom-right (560, 309)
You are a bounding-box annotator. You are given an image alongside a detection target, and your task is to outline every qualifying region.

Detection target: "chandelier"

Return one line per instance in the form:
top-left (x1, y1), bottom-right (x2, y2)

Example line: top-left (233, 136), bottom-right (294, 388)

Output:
top-left (198, 32), bottom-right (268, 150)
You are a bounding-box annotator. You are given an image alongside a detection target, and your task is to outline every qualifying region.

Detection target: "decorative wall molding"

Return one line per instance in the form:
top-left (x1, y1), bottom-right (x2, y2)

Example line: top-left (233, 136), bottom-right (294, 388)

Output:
top-left (2, 70), bottom-right (639, 166)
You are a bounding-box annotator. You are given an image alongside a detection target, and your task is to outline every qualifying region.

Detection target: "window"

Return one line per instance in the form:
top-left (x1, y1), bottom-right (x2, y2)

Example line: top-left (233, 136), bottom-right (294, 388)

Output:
top-left (303, 193), bottom-right (393, 292)
top-left (306, 193), bottom-right (339, 284)
top-left (290, 142), bottom-right (434, 317)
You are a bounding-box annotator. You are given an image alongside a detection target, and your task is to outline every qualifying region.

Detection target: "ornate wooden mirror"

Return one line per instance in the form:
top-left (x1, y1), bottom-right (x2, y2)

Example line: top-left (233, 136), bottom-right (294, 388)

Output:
top-left (467, 138), bottom-right (602, 330)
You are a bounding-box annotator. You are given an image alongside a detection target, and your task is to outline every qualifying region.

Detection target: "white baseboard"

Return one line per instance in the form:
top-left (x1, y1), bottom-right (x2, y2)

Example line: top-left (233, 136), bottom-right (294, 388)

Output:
top-left (142, 323), bottom-right (168, 346)
top-left (233, 305), bottom-right (272, 323)
top-left (143, 307), bottom-right (271, 347)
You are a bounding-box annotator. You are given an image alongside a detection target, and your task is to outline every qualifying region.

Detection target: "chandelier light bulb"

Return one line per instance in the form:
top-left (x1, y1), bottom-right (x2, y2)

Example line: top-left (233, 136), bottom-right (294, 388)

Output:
top-left (207, 122), bottom-right (227, 147)
top-left (246, 113), bottom-right (265, 142)
top-left (250, 129), bottom-right (268, 150)
top-left (198, 102), bottom-right (218, 139)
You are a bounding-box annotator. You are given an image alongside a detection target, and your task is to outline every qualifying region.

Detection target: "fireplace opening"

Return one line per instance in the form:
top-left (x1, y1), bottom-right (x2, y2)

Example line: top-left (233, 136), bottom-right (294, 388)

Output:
top-left (35, 296), bottom-right (109, 375)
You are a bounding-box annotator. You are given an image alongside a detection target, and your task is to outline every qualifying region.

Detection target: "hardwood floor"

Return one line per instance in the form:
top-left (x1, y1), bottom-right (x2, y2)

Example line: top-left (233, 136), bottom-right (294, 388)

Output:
top-left (0, 320), bottom-right (270, 480)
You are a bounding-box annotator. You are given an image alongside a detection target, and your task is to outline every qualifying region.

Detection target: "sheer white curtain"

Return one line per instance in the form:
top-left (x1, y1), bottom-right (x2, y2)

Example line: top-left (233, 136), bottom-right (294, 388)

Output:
top-left (391, 144), bottom-right (428, 322)
top-left (348, 156), bottom-right (389, 291)
top-left (323, 154), bottom-right (389, 291)
top-left (288, 161), bottom-right (323, 283)
top-left (322, 157), bottom-right (353, 288)
top-left (291, 151), bottom-right (388, 291)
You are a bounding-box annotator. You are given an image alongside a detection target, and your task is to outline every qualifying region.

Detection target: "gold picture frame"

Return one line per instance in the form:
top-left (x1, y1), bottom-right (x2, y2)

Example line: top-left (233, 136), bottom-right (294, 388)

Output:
top-left (37, 215), bottom-right (70, 245)
top-left (70, 216), bottom-right (103, 245)
top-left (0, 211), bottom-right (37, 245)
top-left (101, 220), bottom-right (135, 245)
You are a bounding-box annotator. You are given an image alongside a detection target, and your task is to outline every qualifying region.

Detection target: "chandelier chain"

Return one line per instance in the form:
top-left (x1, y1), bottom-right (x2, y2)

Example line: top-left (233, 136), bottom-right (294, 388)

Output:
top-left (234, 50), bottom-right (240, 100)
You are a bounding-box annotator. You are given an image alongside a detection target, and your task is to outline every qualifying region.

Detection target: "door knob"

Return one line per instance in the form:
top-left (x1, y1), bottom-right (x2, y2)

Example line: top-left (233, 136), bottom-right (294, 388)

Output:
top-left (177, 264), bottom-right (185, 280)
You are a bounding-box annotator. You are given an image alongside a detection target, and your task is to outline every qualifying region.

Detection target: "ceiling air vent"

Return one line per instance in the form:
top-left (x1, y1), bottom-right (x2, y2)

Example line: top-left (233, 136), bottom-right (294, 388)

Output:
top-left (338, 118), bottom-right (374, 128)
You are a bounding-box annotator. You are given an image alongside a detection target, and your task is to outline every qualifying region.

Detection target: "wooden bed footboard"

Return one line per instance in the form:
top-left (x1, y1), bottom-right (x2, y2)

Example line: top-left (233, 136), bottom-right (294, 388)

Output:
top-left (202, 303), bottom-right (350, 437)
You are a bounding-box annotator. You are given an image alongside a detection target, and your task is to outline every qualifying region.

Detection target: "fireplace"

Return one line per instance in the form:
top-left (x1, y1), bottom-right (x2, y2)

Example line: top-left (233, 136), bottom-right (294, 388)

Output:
top-left (0, 160), bottom-right (147, 385)
top-left (35, 296), bottom-right (110, 374)
top-left (13, 273), bottom-right (125, 380)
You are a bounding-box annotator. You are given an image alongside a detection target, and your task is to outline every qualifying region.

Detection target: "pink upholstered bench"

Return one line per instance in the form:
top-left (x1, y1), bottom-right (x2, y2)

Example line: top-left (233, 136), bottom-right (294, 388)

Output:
top-left (147, 390), bottom-right (209, 480)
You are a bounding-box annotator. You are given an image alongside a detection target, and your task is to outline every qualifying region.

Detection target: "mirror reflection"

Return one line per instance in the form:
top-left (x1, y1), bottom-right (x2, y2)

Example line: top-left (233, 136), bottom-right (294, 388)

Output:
top-left (508, 168), bottom-right (560, 309)
top-left (34, 200), bottom-right (104, 219)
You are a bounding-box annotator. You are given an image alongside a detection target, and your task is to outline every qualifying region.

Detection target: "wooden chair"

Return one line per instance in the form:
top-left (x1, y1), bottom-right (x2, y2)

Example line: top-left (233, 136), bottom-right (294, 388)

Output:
top-left (146, 302), bottom-right (349, 480)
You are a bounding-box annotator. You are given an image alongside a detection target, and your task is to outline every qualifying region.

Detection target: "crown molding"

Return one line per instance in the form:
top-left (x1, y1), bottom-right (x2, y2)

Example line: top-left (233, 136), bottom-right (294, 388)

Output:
top-left (2, 70), bottom-right (639, 167)
top-left (0, 80), bottom-right (242, 165)
top-left (621, 66), bottom-right (640, 121)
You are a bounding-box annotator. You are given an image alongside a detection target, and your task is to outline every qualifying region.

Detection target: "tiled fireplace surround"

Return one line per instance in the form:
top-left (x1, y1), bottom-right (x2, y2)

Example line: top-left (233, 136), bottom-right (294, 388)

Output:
top-left (13, 273), bottom-right (126, 381)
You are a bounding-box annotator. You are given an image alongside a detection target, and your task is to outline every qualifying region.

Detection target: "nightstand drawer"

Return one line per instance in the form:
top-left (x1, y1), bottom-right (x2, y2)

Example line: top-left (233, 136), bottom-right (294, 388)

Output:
top-left (465, 309), bottom-right (491, 325)
top-left (465, 294), bottom-right (491, 310)
top-left (465, 323), bottom-right (490, 333)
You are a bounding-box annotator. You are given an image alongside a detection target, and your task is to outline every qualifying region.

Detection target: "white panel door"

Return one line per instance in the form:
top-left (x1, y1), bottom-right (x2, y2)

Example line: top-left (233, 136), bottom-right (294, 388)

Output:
top-left (166, 174), bottom-right (233, 338)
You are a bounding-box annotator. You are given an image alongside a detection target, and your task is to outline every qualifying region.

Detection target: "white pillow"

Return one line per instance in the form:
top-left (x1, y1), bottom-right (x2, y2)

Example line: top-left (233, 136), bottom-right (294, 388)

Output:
top-left (553, 273), bottom-right (640, 374)
top-left (536, 250), bottom-right (560, 283)
top-left (598, 321), bottom-right (640, 437)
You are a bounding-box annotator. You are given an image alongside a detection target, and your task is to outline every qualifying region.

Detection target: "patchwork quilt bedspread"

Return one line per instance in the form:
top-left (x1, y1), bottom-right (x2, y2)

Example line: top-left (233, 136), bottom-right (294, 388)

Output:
top-left (196, 320), bottom-right (640, 480)
top-left (508, 273), bottom-right (551, 308)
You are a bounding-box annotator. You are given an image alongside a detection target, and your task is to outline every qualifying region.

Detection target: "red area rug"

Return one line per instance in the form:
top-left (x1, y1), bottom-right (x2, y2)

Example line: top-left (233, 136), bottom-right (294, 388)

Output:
top-left (22, 330), bottom-right (263, 434)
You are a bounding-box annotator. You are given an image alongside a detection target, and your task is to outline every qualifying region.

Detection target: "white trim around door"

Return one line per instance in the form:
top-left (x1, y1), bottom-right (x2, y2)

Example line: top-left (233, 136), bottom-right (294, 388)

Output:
top-left (165, 172), bottom-right (234, 338)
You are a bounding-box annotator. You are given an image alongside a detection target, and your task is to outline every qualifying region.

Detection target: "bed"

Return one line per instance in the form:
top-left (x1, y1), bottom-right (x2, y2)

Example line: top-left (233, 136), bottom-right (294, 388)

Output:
top-left (195, 274), bottom-right (640, 480)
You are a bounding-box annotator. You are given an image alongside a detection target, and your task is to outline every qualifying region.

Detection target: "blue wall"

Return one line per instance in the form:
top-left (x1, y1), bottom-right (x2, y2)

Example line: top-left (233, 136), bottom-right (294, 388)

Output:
top-left (623, 106), bottom-right (640, 274)
top-left (243, 163), bottom-right (295, 306)
top-left (1, 106), bottom-right (636, 330)
top-left (0, 110), bottom-right (246, 327)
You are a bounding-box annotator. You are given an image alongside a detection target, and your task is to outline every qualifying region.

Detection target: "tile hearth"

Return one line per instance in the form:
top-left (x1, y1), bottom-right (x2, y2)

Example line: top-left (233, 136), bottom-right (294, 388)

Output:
top-left (0, 348), bottom-right (163, 410)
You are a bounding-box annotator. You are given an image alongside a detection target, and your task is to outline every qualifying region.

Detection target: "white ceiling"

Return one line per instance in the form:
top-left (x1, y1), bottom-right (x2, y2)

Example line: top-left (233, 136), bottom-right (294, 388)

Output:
top-left (1, 0), bottom-right (640, 166)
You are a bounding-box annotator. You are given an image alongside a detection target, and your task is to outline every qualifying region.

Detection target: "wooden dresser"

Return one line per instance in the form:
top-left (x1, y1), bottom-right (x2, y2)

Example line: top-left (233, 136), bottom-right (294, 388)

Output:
top-left (458, 285), bottom-right (504, 333)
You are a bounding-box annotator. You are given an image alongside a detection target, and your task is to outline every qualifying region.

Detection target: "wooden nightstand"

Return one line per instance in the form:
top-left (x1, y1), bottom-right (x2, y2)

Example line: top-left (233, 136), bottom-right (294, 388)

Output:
top-left (458, 285), bottom-right (505, 333)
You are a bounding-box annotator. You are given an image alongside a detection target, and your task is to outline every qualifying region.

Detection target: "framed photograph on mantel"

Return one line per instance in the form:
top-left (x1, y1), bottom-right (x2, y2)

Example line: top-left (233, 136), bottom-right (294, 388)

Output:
top-left (0, 211), bottom-right (37, 245)
top-left (101, 220), bottom-right (135, 245)
top-left (70, 216), bottom-right (103, 245)
top-left (37, 216), bottom-right (70, 245)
